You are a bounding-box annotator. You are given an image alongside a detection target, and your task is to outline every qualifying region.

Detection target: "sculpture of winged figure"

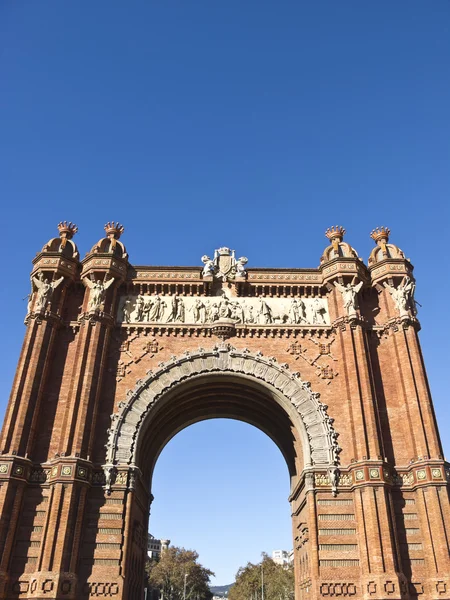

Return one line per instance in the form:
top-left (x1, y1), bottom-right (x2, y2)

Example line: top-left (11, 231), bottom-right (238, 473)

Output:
top-left (84, 277), bottom-right (115, 310)
top-left (384, 276), bottom-right (416, 317)
top-left (32, 272), bottom-right (64, 310)
top-left (334, 279), bottom-right (363, 316)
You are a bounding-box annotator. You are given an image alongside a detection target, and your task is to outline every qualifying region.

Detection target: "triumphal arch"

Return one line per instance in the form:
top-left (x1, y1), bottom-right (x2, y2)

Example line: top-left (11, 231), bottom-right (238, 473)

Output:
top-left (0, 222), bottom-right (448, 600)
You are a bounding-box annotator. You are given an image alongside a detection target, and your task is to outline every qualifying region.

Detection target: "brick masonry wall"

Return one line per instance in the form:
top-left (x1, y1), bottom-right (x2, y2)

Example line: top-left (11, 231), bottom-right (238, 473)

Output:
top-left (0, 230), bottom-right (448, 600)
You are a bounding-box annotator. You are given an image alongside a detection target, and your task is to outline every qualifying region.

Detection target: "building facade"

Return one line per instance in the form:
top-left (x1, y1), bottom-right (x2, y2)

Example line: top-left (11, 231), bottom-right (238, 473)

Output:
top-left (272, 550), bottom-right (294, 567)
top-left (0, 222), bottom-right (448, 600)
top-left (147, 536), bottom-right (169, 560)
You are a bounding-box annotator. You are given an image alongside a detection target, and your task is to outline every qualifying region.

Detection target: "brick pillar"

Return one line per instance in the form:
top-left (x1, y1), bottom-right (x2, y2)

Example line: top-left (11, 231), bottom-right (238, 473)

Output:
top-left (0, 224), bottom-right (80, 598)
top-left (25, 226), bottom-right (129, 599)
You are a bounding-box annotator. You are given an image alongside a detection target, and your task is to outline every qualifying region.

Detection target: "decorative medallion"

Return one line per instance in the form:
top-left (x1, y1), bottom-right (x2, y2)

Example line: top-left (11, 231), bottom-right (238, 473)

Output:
top-left (431, 468), bottom-right (442, 479)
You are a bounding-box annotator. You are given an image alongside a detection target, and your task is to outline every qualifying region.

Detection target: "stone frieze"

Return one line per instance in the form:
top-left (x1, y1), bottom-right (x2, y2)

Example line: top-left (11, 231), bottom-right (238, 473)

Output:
top-left (117, 293), bottom-right (330, 326)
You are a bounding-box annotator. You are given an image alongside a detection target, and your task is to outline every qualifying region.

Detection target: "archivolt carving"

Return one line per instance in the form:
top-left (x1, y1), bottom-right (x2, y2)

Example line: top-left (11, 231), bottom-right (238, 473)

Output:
top-left (105, 344), bottom-right (341, 471)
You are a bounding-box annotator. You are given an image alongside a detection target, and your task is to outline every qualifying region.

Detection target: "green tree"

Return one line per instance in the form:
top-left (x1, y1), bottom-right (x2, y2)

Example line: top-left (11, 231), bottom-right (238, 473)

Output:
top-left (228, 554), bottom-right (294, 600)
top-left (146, 547), bottom-right (214, 600)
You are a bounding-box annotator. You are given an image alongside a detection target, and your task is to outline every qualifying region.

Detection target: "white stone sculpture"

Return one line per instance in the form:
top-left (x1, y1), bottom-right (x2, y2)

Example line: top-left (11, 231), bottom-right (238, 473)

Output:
top-left (289, 298), bottom-right (307, 324)
top-left (122, 297), bottom-right (133, 323)
top-left (201, 255), bottom-right (216, 277)
top-left (334, 280), bottom-right (363, 316)
top-left (85, 277), bottom-right (115, 310)
top-left (311, 298), bottom-right (327, 324)
top-left (258, 298), bottom-right (273, 324)
top-left (135, 295), bottom-right (145, 322)
top-left (166, 295), bottom-right (179, 323)
top-left (191, 299), bottom-right (206, 323)
top-left (384, 276), bottom-right (416, 318)
top-left (328, 466), bottom-right (340, 497)
top-left (176, 297), bottom-right (185, 322)
top-left (235, 256), bottom-right (248, 277)
top-left (201, 248), bottom-right (249, 280)
top-left (117, 294), bottom-right (330, 326)
top-left (218, 294), bottom-right (232, 319)
top-left (32, 273), bottom-right (64, 310)
top-left (142, 297), bottom-right (153, 322)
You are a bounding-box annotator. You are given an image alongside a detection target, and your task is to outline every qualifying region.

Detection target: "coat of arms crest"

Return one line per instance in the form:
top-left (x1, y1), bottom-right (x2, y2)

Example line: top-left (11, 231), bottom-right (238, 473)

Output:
top-left (201, 247), bottom-right (248, 281)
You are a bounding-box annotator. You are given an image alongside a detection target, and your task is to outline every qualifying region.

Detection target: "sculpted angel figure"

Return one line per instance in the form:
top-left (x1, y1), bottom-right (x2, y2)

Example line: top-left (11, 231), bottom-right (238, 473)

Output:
top-left (384, 276), bottom-right (416, 317)
top-left (334, 279), bottom-right (363, 316)
top-left (85, 277), bottom-right (115, 310)
top-left (201, 255), bottom-right (216, 277)
top-left (32, 272), bottom-right (64, 310)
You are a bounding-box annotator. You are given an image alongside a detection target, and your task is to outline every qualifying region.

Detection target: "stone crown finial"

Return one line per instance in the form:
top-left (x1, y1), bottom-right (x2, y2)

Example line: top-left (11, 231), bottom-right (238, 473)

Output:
top-left (104, 222), bottom-right (125, 239)
top-left (325, 226), bottom-right (346, 241)
top-left (57, 221), bottom-right (78, 239)
top-left (370, 226), bottom-right (391, 244)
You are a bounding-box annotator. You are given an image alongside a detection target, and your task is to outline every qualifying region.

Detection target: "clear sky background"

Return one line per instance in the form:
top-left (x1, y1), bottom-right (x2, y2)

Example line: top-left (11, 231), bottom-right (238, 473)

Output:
top-left (1, 0), bottom-right (449, 586)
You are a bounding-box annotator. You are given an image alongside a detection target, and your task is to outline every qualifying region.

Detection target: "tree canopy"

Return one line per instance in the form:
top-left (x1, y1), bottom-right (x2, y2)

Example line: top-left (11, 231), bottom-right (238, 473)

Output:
top-left (228, 554), bottom-right (294, 600)
top-left (146, 546), bottom-right (214, 600)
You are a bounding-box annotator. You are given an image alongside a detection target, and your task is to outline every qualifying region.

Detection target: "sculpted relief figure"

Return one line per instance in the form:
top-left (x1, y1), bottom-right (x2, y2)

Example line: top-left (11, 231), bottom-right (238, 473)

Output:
top-left (334, 280), bottom-right (363, 317)
top-left (118, 293), bottom-right (330, 326)
top-left (176, 297), bottom-right (186, 322)
top-left (289, 298), bottom-right (306, 324)
top-left (135, 295), bottom-right (145, 322)
top-left (191, 299), bottom-right (206, 323)
top-left (384, 276), bottom-right (416, 318)
top-left (122, 297), bottom-right (133, 323)
top-left (258, 298), bottom-right (273, 324)
top-left (166, 295), bottom-right (179, 323)
top-left (149, 295), bottom-right (166, 321)
top-left (85, 277), bottom-right (115, 311)
top-left (32, 272), bottom-right (64, 310)
top-left (311, 298), bottom-right (327, 324)
top-left (218, 294), bottom-right (232, 319)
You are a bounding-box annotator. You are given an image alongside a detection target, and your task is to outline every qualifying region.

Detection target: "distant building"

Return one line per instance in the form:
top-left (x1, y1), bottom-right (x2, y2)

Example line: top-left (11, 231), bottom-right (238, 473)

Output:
top-left (147, 534), bottom-right (170, 559)
top-left (272, 549), bottom-right (293, 566)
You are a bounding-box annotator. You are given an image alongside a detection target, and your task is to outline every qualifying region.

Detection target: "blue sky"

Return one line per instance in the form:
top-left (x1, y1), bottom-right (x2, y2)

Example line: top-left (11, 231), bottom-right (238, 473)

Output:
top-left (0, 0), bottom-right (449, 586)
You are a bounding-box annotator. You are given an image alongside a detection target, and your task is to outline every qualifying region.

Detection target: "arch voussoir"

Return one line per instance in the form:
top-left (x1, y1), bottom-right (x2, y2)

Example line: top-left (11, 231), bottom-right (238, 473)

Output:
top-left (105, 344), bottom-right (341, 475)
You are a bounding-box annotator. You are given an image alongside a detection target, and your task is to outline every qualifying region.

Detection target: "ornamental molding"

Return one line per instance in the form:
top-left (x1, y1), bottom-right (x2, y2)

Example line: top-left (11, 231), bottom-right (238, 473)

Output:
top-left (105, 345), bottom-right (341, 472)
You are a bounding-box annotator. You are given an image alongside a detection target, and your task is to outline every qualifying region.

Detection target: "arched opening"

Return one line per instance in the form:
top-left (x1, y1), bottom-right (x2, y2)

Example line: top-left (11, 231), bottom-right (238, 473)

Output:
top-left (150, 419), bottom-right (293, 586)
top-left (137, 374), bottom-right (304, 491)
top-left (106, 346), bottom-right (340, 599)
